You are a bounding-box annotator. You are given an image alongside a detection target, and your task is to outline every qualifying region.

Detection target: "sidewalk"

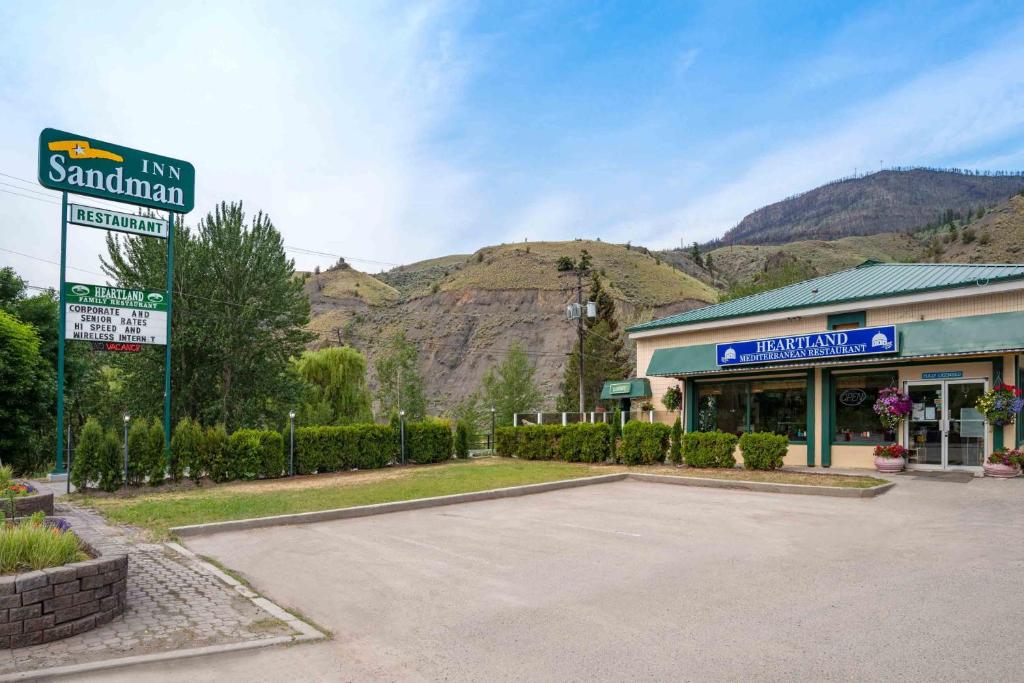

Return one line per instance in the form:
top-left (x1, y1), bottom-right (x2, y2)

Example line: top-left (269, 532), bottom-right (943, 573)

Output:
top-left (1, 485), bottom-right (299, 678)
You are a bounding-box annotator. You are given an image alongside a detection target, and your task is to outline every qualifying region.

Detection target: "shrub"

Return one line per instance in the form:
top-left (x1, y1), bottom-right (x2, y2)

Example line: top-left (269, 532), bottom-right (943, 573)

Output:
top-left (70, 418), bottom-right (104, 490)
top-left (0, 515), bottom-right (87, 573)
top-left (252, 430), bottom-right (286, 478)
top-left (517, 425), bottom-right (561, 460)
top-left (352, 425), bottom-right (396, 469)
top-left (405, 420), bottom-right (453, 465)
top-left (620, 422), bottom-right (670, 465)
top-left (558, 423), bottom-right (613, 463)
top-left (669, 416), bottom-right (683, 464)
top-left (170, 418), bottom-right (202, 482)
top-left (200, 425), bottom-right (229, 482)
top-left (125, 419), bottom-right (151, 487)
top-left (147, 420), bottom-right (167, 486)
top-left (738, 433), bottom-right (788, 470)
top-left (454, 421), bottom-right (470, 459)
top-left (223, 429), bottom-right (282, 481)
top-left (495, 427), bottom-right (516, 457)
top-left (682, 431), bottom-right (738, 468)
top-left (99, 428), bottom-right (123, 492)
top-left (295, 424), bottom-right (396, 473)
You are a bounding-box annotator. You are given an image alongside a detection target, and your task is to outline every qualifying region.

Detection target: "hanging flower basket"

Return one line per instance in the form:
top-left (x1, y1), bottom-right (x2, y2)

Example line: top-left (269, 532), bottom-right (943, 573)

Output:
top-left (983, 448), bottom-right (1023, 478)
top-left (975, 384), bottom-right (1024, 427)
top-left (873, 387), bottom-right (913, 431)
top-left (873, 443), bottom-right (907, 473)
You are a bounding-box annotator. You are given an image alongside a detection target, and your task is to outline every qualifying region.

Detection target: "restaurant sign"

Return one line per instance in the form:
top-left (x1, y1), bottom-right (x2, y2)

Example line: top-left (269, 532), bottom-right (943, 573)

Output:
top-left (64, 282), bottom-right (167, 346)
top-left (717, 325), bottom-right (898, 367)
top-left (609, 382), bottom-right (633, 395)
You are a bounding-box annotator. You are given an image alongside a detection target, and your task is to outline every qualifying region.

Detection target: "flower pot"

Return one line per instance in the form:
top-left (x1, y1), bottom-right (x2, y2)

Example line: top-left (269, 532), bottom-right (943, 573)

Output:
top-left (874, 456), bottom-right (906, 473)
top-left (983, 461), bottom-right (1022, 478)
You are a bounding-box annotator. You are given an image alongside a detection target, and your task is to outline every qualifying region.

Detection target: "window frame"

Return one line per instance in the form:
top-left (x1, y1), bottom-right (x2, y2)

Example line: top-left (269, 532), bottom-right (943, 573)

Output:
top-left (695, 376), bottom-right (809, 444)
top-left (830, 370), bottom-right (898, 446)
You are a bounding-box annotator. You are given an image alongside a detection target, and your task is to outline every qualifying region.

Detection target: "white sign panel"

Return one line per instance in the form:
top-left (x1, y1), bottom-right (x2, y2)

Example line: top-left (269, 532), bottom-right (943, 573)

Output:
top-left (64, 282), bottom-right (167, 346)
top-left (68, 203), bottom-right (168, 239)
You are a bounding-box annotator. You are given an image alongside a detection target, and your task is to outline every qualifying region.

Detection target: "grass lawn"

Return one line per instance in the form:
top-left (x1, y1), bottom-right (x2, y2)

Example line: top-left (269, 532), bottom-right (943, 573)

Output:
top-left (72, 458), bottom-right (886, 538)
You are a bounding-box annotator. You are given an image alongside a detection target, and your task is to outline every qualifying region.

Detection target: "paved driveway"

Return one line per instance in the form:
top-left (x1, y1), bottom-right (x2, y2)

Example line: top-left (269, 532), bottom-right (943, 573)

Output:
top-left (87, 475), bottom-right (1024, 682)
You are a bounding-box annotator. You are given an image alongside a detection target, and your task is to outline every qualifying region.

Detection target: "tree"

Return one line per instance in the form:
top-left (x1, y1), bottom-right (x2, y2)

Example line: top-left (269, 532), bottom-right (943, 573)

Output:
top-left (670, 416), bottom-right (683, 464)
top-left (294, 347), bottom-right (373, 425)
top-left (556, 274), bottom-right (631, 412)
top-left (102, 201), bottom-right (312, 430)
top-left (449, 391), bottom-right (486, 448)
top-left (690, 242), bottom-right (703, 268)
top-left (375, 330), bottom-right (427, 421)
top-left (481, 343), bottom-right (543, 427)
top-left (0, 310), bottom-right (51, 473)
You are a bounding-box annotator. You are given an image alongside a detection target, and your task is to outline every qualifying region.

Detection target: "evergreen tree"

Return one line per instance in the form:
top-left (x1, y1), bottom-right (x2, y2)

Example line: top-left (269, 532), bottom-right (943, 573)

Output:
top-left (556, 273), bottom-right (632, 412)
top-left (375, 330), bottom-right (427, 421)
top-left (481, 343), bottom-right (543, 427)
top-left (294, 347), bottom-right (373, 425)
top-left (0, 309), bottom-right (51, 473)
top-left (690, 242), bottom-right (703, 268)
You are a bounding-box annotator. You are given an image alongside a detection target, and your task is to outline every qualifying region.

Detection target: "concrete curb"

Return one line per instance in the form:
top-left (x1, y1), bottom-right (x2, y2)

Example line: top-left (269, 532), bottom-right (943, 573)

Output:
top-left (626, 473), bottom-right (895, 498)
top-left (171, 470), bottom-right (893, 538)
top-left (171, 473), bottom-right (627, 537)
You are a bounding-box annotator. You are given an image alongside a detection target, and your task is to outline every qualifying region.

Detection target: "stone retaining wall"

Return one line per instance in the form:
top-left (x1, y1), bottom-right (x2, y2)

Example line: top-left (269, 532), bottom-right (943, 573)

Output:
top-left (12, 491), bottom-right (55, 517)
top-left (0, 554), bottom-right (128, 648)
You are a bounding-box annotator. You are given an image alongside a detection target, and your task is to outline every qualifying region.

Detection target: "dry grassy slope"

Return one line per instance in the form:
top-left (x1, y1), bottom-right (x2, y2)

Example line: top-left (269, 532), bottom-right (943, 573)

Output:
top-left (707, 233), bottom-right (927, 284)
top-left (305, 239), bottom-right (715, 414)
top-left (936, 194), bottom-right (1024, 262)
top-left (301, 265), bottom-right (400, 306)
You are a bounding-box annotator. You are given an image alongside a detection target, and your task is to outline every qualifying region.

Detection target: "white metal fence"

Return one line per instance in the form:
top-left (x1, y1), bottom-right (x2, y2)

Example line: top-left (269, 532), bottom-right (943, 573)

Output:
top-left (513, 411), bottom-right (680, 428)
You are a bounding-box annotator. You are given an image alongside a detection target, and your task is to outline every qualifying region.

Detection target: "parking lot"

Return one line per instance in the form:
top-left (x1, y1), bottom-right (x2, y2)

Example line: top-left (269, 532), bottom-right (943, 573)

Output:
top-left (90, 474), bottom-right (1024, 682)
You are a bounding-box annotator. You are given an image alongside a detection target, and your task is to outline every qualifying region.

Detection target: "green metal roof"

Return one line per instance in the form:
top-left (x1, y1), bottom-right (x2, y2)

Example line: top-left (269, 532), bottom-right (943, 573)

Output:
top-left (600, 378), bottom-right (652, 400)
top-left (628, 261), bottom-right (1024, 333)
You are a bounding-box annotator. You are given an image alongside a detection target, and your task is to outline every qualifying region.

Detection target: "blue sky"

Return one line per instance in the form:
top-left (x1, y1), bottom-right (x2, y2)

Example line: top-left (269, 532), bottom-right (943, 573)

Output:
top-left (3, 0), bottom-right (1024, 286)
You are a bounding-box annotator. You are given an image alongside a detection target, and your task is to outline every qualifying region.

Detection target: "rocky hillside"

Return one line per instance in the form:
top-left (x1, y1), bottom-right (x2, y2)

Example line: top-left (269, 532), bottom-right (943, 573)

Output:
top-left (718, 169), bottom-right (1024, 245)
top-left (303, 240), bottom-right (716, 414)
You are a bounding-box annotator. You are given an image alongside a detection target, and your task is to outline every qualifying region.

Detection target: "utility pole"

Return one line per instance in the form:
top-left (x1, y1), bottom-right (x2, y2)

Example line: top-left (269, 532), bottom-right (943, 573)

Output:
top-left (576, 268), bottom-right (584, 414)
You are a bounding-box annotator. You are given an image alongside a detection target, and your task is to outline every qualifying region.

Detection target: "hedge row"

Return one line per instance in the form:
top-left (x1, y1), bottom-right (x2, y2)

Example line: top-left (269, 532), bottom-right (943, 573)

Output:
top-left (295, 424), bottom-right (397, 474)
top-left (494, 424), bottom-right (614, 463)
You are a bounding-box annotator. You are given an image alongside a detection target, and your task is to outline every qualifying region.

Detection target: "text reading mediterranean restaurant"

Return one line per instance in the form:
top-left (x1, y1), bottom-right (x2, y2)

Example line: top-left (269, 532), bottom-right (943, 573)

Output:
top-left (627, 261), bottom-right (1024, 470)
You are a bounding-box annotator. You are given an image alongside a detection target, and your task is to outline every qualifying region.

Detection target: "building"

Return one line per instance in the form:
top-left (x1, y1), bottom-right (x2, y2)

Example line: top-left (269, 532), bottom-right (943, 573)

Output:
top-left (626, 261), bottom-right (1024, 470)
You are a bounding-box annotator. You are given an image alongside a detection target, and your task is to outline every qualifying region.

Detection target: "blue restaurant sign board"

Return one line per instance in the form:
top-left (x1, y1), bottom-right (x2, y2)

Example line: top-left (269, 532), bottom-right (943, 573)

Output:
top-left (717, 325), bottom-right (898, 366)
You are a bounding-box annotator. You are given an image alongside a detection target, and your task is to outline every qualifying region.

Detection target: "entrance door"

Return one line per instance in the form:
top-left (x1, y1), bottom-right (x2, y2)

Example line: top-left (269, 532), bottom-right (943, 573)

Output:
top-left (905, 379), bottom-right (988, 469)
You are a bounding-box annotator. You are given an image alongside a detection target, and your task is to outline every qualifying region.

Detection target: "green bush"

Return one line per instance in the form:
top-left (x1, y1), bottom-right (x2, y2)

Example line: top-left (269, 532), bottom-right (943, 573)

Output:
top-left (170, 418), bottom-right (202, 482)
top-left (295, 424), bottom-right (396, 473)
top-left (739, 432), bottom-right (788, 470)
top-left (669, 416), bottom-right (683, 464)
top-left (558, 423), bottom-right (612, 463)
top-left (200, 424), bottom-right (229, 482)
top-left (495, 427), bottom-right (516, 457)
top-left (517, 425), bottom-right (561, 460)
top-left (222, 429), bottom-right (283, 481)
top-left (620, 422), bottom-right (671, 465)
top-left (99, 428), bottom-right (123, 492)
top-left (682, 431), bottom-right (738, 468)
top-left (147, 420), bottom-right (166, 486)
top-left (125, 419), bottom-right (151, 487)
top-left (454, 421), bottom-right (470, 459)
top-left (70, 418), bottom-right (104, 490)
top-left (252, 430), bottom-right (286, 478)
top-left (0, 516), bottom-right (88, 573)
top-left (405, 420), bottom-right (453, 465)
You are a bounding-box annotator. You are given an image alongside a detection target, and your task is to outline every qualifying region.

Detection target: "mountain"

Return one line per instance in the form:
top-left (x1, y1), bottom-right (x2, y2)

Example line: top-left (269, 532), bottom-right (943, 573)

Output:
top-left (302, 240), bottom-right (716, 414)
top-left (718, 169), bottom-right (1024, 245)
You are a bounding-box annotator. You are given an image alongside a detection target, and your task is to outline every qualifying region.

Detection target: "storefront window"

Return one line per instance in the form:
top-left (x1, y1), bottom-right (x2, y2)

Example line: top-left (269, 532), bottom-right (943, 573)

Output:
top-left (833, 372), bottom-right (897, 444)
top-left (751, 379), bottom-right (807, 441)
top-left (697, 378), bottom-right (807, 441)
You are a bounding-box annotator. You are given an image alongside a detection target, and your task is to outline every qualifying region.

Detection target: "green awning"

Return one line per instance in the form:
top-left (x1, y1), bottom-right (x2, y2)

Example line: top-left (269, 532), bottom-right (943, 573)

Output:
top-left (600, 378), bottom-right (652, 400)
top-left (646, 310), bottom-right (1024, 377)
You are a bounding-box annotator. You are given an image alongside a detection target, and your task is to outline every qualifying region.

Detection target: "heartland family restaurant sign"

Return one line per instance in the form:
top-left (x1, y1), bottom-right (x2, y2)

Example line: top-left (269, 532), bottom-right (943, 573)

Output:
top-left (68, 203), bottom-right (168, 238)
top-left (64, 282), bottom-right (167, 346)
top-left (38, 128), bottom-right (195, 213)
top-left (716, 325), bottom-right (898, 366)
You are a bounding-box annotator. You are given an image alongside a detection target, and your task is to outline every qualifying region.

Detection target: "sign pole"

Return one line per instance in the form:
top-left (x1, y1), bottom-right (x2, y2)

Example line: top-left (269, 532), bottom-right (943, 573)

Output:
top-left (54, 192), bottom-right (68, 477)
top-left (163, 211), bottom-right (174, 449)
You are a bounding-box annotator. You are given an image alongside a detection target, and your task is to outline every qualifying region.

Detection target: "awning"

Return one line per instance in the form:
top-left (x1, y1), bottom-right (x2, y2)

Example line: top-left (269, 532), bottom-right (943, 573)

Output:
top-left (600, 378), bottom-right (652, 400)
top-left (646, 310), bottom-right (1024, 377)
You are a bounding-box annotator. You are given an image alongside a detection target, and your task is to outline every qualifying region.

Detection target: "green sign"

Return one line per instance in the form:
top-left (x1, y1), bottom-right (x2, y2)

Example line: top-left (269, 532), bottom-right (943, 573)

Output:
top-left (65, 282), bottom-right (167, 311)
top-left (68, 203), bottom-right (168, 238)
top-left (610, 382), bottom-right (633, 395)
top-left (38, 128), bottom-right (195, 213)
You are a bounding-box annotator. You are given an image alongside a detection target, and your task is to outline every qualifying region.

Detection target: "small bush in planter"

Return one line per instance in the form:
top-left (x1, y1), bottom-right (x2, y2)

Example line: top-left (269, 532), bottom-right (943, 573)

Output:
top-left (739, 433), bottom-right (788, 470)
top-left (682, 431), bottom-right (738, 468)
top-left (0, 513), bottom-right (87, 574)
top-left (620, 422), bottom-right (671, 465)
top-left (987, 447), bottom-right (1024, 467)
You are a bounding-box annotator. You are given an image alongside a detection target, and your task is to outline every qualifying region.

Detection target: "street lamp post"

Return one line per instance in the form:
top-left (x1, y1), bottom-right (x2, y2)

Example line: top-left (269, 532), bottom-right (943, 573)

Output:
top-left (399, 410), bottom-right (406, 465)
top-left (288, 410), bottom-right (296, 476)
top-left (490, 407), bottom-right (496, 451)
top-left (122, 413), bottom-right (130, 489)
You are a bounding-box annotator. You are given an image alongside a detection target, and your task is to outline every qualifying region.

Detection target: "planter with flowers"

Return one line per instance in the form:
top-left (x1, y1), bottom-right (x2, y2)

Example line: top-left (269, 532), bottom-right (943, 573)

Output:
top-left (873, 443), bottom-right (908, 473)
top-left (0, 466), bottom-right (53, 519)
top-left (983, 448), bottom-right (1023, 478)
top-left (975, 383), bottom-right (1024, 428)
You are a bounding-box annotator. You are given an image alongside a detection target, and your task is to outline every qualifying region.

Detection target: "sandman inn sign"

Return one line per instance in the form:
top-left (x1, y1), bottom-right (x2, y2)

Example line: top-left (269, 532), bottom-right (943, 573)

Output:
top-left (38, 128), bottom-right (194, 212)
top-left (717, 325), bottom-right (898, 367)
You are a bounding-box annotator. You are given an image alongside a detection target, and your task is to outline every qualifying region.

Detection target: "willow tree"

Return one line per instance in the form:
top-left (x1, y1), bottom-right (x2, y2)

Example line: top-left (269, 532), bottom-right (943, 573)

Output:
top-left (294, 346), bottom-right (373, 425)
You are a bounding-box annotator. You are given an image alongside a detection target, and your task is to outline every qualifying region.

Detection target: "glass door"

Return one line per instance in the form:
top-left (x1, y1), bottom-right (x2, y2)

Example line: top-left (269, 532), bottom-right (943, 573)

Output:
top-left (905, 379), bottom-right (988, 469)
top-left (946, 380), bottom-right (987, 467)
top-left (906, 383), bottom-right (943, 466)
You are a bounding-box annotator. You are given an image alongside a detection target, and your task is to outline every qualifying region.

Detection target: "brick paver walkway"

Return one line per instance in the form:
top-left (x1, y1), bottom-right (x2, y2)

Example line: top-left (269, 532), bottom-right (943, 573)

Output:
top-left (0, 488), bottom-right (296, 676)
